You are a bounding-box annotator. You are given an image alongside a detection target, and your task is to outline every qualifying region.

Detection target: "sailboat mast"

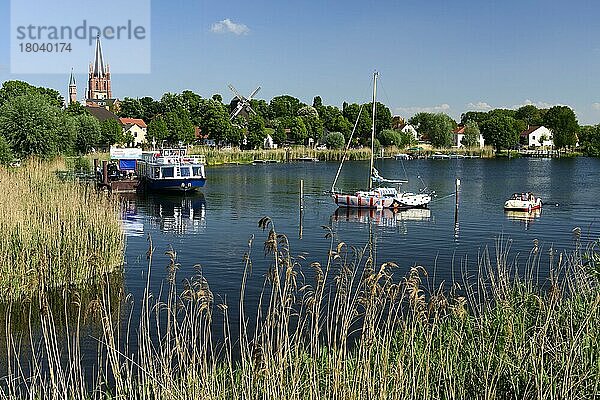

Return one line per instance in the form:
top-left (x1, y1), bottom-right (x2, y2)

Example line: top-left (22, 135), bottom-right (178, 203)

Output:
top-left (368, 71), bottom-right (378, 190)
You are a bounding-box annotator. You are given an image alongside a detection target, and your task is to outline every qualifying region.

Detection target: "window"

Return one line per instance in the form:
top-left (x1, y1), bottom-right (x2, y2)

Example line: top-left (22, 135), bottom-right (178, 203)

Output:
top-left (181, 167), bottom-right (190, 177)
top-left (193, 166), bottom-right (203, 176)
top-left (162, 167), bottom-right (174, 178)
top-left (153, 167), bottom-right (160, 178)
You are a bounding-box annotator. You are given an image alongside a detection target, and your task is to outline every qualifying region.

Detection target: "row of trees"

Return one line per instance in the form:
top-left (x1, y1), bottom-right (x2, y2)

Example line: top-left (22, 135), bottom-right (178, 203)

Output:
top-left (0, 79), bottom-right (599, 161)
top-left (0, 81), bottom-right (129, 163)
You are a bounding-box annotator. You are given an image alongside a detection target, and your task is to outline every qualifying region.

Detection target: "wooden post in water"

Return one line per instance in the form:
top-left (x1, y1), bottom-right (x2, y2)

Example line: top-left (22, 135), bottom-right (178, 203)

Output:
top-left (102, 160), bottom-right (108, 185)
top-left (454, 178), bottom-right (460, 238)
top-left (299, 179), bottom-right (304, 239)
top-left (93, 158), bottom-right (98, 176)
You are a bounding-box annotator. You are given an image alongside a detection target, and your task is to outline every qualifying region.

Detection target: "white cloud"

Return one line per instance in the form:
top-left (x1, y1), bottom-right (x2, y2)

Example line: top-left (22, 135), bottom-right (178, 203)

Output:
top-left (395, 103), bottom-right (450, 116)
top-left (210, 19), bottom-right (250, 35)
top-left (512, 99), bottom-right (564, 109)
top-left (466, 101), bottom-right (492, 111)
top-left (592, 102), bottom-right (600, 111)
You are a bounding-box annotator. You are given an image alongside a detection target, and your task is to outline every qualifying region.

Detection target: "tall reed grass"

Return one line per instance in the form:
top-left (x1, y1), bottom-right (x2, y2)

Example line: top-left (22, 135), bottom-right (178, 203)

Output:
top-left (0, 160), bottom-right (124, 301)
top-left (1, 220), bottom-right (598, 399)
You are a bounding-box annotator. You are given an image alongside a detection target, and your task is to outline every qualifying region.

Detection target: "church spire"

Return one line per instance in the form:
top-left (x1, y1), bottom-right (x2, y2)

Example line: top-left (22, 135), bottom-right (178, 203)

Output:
top-left (68, 68), bottom-right (77, 105)
top-left (69, 68), bottom-right (76, 86)
top-left (92, 35), bottom-right (105, 78)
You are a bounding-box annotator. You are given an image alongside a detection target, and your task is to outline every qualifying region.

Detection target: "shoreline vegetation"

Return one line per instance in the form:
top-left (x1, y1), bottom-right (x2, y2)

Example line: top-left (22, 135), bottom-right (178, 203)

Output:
top-left (0, 159), bottom-right (124, 301)
top-left (1, 219), bottom-right (598, 398)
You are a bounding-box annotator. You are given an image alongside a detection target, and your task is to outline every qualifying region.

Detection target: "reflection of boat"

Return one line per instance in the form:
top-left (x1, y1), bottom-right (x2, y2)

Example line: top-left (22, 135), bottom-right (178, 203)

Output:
top-left (330, 72), bottom-right (432, 210)
top-left (505, 208), bottom-right (541, 230)
top-left (137, 148), bottom-right (206, 192)
top-left (145, 194), bottom-right (207, 234)
top-left (504, 192), bottom-right (542, 211)
top-left (333, 207), bottom-right (431, 227)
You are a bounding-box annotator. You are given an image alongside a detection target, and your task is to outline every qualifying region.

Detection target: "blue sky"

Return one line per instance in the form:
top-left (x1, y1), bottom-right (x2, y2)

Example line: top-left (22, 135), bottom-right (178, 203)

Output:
top-left (2, 0), bottom-right (600, 124)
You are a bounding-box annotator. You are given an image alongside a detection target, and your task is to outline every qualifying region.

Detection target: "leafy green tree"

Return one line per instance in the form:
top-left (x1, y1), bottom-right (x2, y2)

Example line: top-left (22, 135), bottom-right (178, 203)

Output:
top-left (543, 106), bottom-right (579, 148)
top-left (160, 92), bottom-right (184, 113)
top-left (212, 94), bottom-right (223, 103)
top-left (249, 99), bottom-right (269, 120)
top-left (578, 125), bottom-right (600, 156)
top-left (100, 119), bottom-right (124, 148)
top-left (319, 105), bottom-right (352, 139)
top-left (65, 101), bottom-right (89, 116)
top-left (480, 115), bottom-right (520, 150)
top-left (247, 114), bottom-right (267, 149)
top-left (0, 92), bottom-right (67, 158)
top-left (147, 116), bottom-right (169, 142)
top-left (378, 129), bottom-right (402, 147)
top-left (298, 105), bottom-right (324, 141)
top-left (268, 95), bottom-right (304, 119)
top-left (288, 117), bottom-right (308, 144)
top-left (343, 103), bottom-right (371, 142)
top-left (272, 124), bottom-right (287, 145)
top-left (164, 108), bottom-right (195, 144)
top-left (367, 102), bottom-right (392, 136)
top-left (139, 96), bottom-right (164, 122)
top-left (74, 114), bottom-right (101, 154)
top-left (324, 132), bottom-right (345, 149)
top-left (0, 135), bottom-right (14, 165)
top-left (410, 113), bottom-right (455, 148)
top-left (460, 111), bottom-right (489, 126)
top-left (515, 105), bottom-right (543, 126)
top-left (118, 97), bottom-right (145, 119)
top-left (461, 122), bottom-right (481, 148)
top-left (487, 108), bottom-right (517, 120)
top-left (0, 80), bottom-right (63, 108)
top-left (198, 99), bottom-right (234, 145)
top-left (312, 96), bottom-right (323, 109)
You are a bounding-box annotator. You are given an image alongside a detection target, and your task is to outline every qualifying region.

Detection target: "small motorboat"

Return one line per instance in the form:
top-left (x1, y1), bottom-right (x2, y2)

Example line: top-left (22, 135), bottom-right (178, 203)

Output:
top-left (504, 192), bottom-right (542, 212)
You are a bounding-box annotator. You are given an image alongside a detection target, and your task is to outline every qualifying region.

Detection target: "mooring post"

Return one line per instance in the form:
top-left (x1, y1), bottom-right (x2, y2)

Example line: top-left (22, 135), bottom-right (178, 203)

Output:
top-left (454, 178), bottom-right (460, 238)
top-left (93, 158), bottom-right (98, 177)
top-left (299, 179), bottom-right (304, 239)
top-left (102, 160), bottom-right (108, 185)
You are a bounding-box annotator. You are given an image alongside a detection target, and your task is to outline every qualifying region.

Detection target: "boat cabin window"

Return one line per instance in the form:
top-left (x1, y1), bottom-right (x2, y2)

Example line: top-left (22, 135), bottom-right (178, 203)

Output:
top-left (153, 167), bottom-right (160, 178)
top-left (180, 167), bottom-right (191, 177)
top-left (193, 166), bottom-right (203, 176)
top-left (162, 167), bottom-right (174, 178)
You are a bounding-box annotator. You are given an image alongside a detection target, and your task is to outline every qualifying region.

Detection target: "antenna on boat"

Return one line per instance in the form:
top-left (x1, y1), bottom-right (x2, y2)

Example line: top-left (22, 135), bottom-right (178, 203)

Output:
top-left (368, 71), bottom-right (378, 190)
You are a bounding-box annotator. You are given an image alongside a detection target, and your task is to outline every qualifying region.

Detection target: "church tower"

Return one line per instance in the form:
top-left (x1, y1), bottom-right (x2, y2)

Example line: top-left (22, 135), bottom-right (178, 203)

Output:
top-left (86, 36), bottom-right (112, 102)
top-left (68, 68), bottom-right (77, 105)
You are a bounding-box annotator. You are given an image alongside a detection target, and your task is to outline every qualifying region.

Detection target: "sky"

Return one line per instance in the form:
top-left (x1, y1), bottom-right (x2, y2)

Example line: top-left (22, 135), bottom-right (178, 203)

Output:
top-left (2, 0), bottom-right (600, 124)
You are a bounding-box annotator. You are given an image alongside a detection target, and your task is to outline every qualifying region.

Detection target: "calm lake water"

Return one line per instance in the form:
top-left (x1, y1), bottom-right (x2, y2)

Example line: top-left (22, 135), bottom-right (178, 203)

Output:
top-left (2, 157), bottom-right (600, 379)
top-left (123, 157), bottom-right (600, 303)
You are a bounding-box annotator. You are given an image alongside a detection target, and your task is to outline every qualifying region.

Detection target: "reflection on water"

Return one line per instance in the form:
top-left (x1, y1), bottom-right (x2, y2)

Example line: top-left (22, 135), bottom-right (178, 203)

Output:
top-left (505, 209), bottom-right (542, 230)
top-left (122, 194), bottom-right (207, 235)
top-left (332, 207), bottom-right (432, 232)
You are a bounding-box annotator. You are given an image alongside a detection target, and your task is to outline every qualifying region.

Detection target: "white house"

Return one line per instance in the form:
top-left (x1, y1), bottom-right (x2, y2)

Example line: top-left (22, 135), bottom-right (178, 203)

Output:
top-left (119, 118), bottom-right (147, 146)
top-left (520, 126), bottom-right (553, 147)
top-left (398, 123), bottom-right (419, 141)
top-left (452, 126), bottom-right (485, 148)
top-left (263, 134), bottom-right (277, 149)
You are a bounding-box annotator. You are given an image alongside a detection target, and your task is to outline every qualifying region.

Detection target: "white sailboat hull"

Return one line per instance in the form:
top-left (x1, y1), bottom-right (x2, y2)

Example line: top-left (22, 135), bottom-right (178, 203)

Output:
top-left (332, 191), bottom-right (431, 210)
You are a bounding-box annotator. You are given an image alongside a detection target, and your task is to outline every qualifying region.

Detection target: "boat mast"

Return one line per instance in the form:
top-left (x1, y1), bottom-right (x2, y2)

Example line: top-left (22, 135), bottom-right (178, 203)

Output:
top-left (368, 71), bottom-right (378, 190)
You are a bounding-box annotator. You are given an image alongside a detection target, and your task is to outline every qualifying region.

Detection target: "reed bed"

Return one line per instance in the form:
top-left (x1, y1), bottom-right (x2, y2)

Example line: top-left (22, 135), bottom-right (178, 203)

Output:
top-left (1, 220), bottom-right (598, 399)
top-left (0, 160), bottom-right (124, 301)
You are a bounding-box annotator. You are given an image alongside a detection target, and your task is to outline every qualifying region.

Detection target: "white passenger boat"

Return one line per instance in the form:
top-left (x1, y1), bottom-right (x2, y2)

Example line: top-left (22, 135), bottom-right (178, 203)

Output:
top-left (503, 192), bottom-right (542, 212)
top-left (137, 148), bottom-right (206, 192)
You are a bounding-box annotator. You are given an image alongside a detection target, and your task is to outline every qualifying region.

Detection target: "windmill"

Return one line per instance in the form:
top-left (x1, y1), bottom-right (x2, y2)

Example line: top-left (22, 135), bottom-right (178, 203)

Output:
top-left (228, 84), bottom-right (261, 121)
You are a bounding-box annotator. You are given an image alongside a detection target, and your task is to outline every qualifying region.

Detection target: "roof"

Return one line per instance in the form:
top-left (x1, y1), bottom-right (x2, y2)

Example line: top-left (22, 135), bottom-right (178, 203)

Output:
top-left (119, 117), bottom-right (147, 128)
top-left (92, 36), bottom-right (106, 78)
top-left (85, 105), bottom-right (119, 122)
top-left (453, 126), bottom-right (466, 135)
top-left (520, 125), bottom-right (544, 137)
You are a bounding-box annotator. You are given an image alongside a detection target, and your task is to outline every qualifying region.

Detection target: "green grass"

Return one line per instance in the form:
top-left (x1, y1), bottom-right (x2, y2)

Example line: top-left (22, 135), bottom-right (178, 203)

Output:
top-left (0, 159), bottom-right (124, 301)
top-left (0, 220), bottom-right (598, 399)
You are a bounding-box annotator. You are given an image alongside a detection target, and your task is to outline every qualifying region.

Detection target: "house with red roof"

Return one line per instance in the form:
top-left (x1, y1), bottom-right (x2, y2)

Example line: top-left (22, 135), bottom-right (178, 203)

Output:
top-left (520, 126), bottom-right (553, 147)
top-left (119, 117), bottom-right (147, 146)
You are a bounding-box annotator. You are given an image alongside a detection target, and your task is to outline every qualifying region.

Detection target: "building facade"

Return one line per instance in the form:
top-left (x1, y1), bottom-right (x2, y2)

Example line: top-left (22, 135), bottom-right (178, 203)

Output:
top-left (86, 36), bottom-right (114, 108)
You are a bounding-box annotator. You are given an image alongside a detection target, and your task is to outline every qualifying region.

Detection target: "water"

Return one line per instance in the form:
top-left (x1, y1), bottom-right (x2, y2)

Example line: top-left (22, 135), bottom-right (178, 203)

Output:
top-left (124, 157), bottom-right (600, 302)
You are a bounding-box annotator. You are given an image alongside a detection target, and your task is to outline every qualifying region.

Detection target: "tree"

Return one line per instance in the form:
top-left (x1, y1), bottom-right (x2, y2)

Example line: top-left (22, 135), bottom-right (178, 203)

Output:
top-left (543, 106), bottom-right (579, 148)
top-left (409, 113), bottom-right (455, 148)
top-left (0, 92), bottom-right (68, 158)
top-left (197, 99), bottom-right (234, 145)
top-left (272, 123), bottom-right (287, 145)
top-left (65, 101), bottom-right (89, 116)
top-left (343, 103), bottom-right (371, 142)
top-left (378, 129), bottom-right (402, 147)
top-left (164, 108), bottom-right (195, 144)
top-left (460, 111), bottom-right (489, 126)
top-left (249, 99), bottom-right (269, 120)
top-left (515, 105), bottom-right (543, 126)
top-left (0, 80), bottom-right (64, 108)
top-left (0, 135), bottom-right (13, 165)
top-left (324, 132), bottom-right (345, 149)
top-left (74, 114), bottom-right (101, 154)
top-left (367, 102), bottom-right (392, 136)
top-left (460, 122), bottom-right (481, 148)
top-left (247, 114), bottom-right (266, 149)
top-left (320, 105), bottom-right (351, 139)
top-left (288, 117), bottom-right (308, 144)
top-left (298, 105), bottom-right (324, 141)
top-left (480, 115), bottom-right (520, 150)
top-left (312, 96), bottom-right (323, 109)
top-left (118, 97), bottom-right (145, 119)
top-left (212, 94), bottom-right (223, 103)
top-left (578, 125), bottom-right (600, 156)
top-left (268, 95), bottom-right (304, 119)
top-left (147, 116), bottom-right (169, 143)
top-left (100, 119), bottom-right (124, 148)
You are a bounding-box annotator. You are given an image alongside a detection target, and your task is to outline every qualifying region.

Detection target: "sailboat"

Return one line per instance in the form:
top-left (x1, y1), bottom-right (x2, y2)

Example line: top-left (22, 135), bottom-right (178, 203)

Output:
top-left (331, 72), bottom-right (432, 210)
